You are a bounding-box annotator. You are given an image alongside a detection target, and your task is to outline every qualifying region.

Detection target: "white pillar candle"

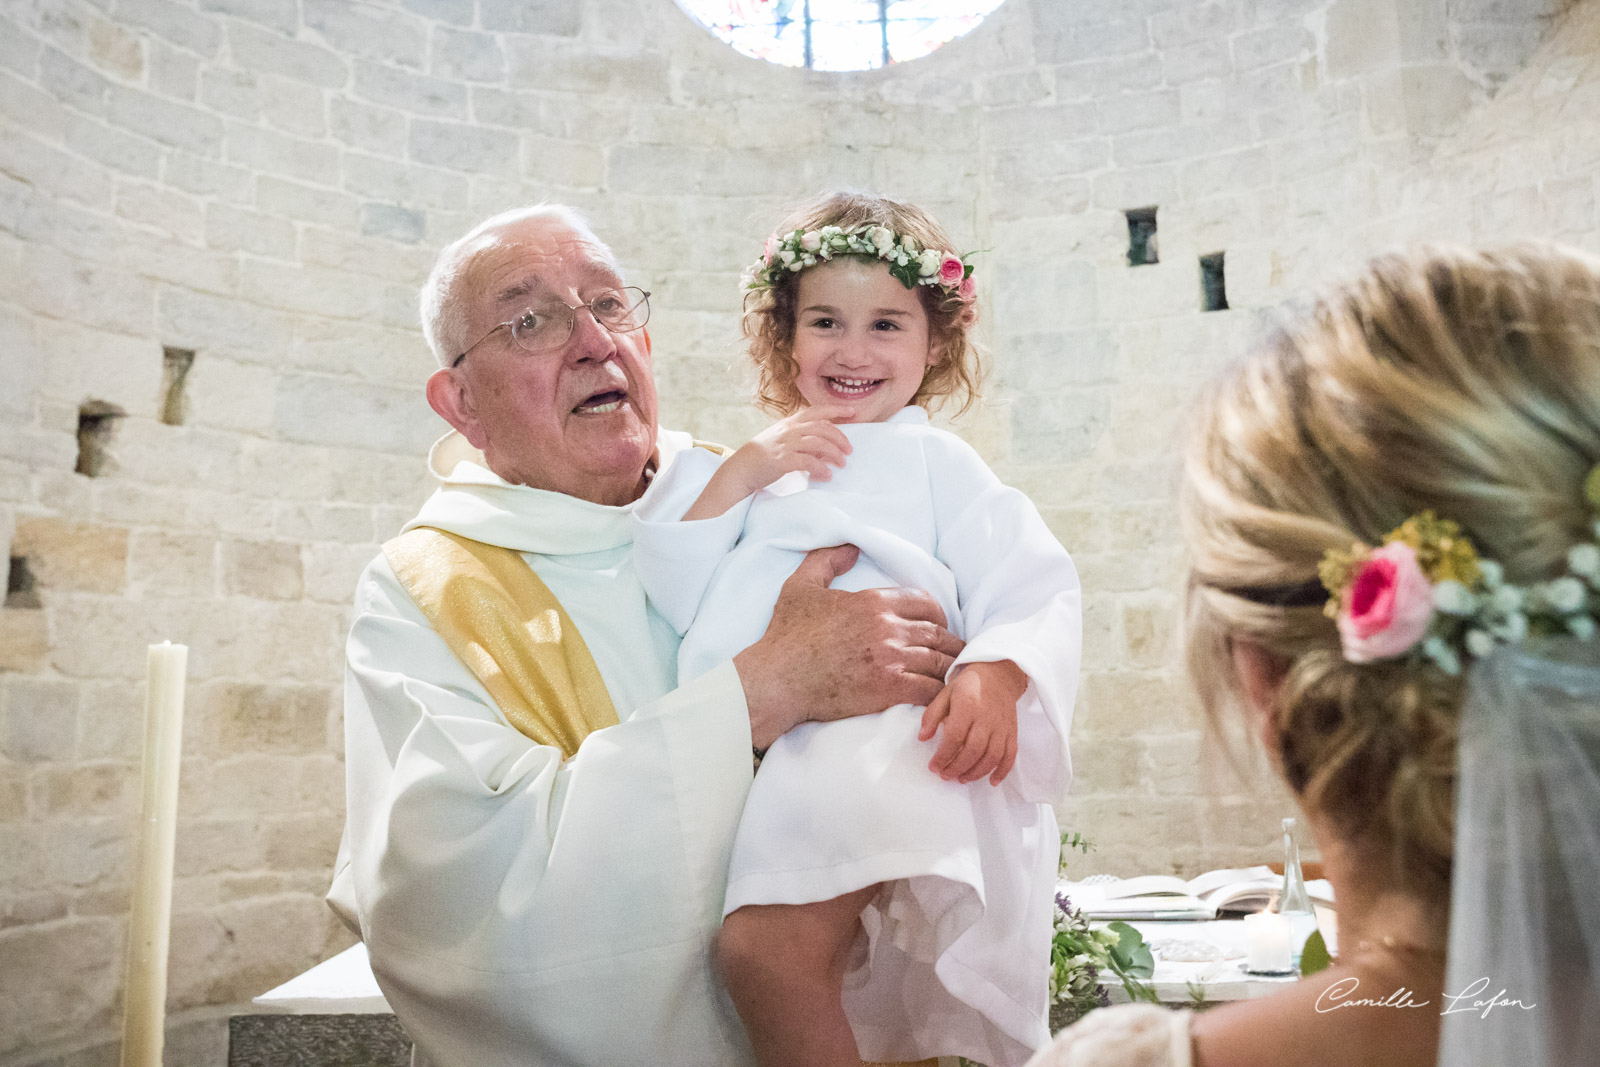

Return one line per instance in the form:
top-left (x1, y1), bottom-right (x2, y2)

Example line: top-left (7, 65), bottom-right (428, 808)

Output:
top-left (1245, 910), bottom-right (1293, 973)
top-left (120, 642), bottom-right (188, 1067)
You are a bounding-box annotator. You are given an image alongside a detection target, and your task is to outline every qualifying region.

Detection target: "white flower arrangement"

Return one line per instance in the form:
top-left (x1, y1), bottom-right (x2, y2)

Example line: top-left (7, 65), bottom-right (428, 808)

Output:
top-left (742, 223), bottom-right (978, 302)
top-left (1317, 466), bottom-right (1600, 675)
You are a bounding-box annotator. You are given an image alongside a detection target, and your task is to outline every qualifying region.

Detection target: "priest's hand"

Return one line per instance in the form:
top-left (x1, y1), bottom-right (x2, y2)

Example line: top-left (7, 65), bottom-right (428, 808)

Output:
top-left (734, 544), bottom-right (965, 753)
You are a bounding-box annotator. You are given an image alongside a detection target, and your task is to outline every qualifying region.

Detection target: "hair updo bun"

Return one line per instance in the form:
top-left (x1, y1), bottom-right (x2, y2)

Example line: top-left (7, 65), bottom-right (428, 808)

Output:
top-left (1182, 244), bottom-right (1600, 899)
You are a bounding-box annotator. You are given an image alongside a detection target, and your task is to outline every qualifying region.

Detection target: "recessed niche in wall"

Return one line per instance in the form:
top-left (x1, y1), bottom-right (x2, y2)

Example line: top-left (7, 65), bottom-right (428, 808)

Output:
top-left (674, 0), bottom-right (1008, 70)
top-left (1200, 252), bottom-right (1229, 312)
top-left (74, 400), bottom-right (124, 478)
top-left (5, 556), bottom-right (40, 609)
top-left (159, 347), bottom-right (195, 426)
top-left (1125, 207), bottom-right (1158, 266)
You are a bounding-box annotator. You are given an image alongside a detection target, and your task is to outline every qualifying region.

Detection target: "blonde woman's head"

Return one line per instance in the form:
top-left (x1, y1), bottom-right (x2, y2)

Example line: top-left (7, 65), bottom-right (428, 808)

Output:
top-left (1183, 244), bottom-right (1600, 899)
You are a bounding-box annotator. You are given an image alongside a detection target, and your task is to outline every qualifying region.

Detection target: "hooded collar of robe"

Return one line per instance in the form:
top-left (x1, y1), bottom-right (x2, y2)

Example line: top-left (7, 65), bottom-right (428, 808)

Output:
top-left (408, 426), bottom-right (698, 553)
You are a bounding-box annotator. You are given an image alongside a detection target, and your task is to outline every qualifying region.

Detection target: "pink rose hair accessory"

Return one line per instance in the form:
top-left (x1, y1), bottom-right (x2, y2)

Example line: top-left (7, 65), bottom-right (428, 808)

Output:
top-left (1336, 542), bottom-right (1434, 662)
top-left (1310, 490), bottom-right (1600, 675)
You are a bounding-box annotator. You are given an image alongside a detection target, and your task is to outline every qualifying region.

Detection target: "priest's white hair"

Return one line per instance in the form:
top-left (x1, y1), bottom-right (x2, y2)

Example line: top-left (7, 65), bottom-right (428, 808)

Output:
top-left (419, 203), bottom-right (618, 368)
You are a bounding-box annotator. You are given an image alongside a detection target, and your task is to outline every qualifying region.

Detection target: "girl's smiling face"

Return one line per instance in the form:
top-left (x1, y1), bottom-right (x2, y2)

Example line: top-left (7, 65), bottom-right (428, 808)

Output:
top-left (790, 256), bottom-right (935, 423)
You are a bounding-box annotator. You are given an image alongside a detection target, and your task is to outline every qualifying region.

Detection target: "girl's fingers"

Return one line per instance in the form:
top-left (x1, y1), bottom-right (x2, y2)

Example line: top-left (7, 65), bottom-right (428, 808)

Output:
top-left (918, 688), bottom-right (951, 741)
top-left (929, 717), bottom-right (971, 776)
top-left (943, 726), bottom-right (990, 781)
top-left (799, 438), bottom-right (850, 468)
top-left (990, 732), bottom-right (1018, 786)
top-left (957, 731), bottom-right (1001, 783)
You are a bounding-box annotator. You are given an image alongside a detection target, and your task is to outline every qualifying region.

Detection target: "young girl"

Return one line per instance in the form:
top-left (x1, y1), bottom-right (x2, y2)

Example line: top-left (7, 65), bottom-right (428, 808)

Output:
top-left (633, 192), bottom-right (1080, 1067)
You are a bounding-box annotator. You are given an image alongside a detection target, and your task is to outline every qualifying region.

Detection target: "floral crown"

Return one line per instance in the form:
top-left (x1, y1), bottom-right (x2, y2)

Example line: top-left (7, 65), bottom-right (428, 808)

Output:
top-left (1316, 466), bottom-right (1600, 674)
top-left (741, 223), bottom-right (976, 303)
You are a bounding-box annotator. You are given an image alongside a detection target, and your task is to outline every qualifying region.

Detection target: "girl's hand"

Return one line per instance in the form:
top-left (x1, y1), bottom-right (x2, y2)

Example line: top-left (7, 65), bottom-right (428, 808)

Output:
top-left (725, 405), bottom-right (853, 495)
top-left (681, 405), bottom-right (853, 521)
top-left (918, 659), bottom-right (1027, 785)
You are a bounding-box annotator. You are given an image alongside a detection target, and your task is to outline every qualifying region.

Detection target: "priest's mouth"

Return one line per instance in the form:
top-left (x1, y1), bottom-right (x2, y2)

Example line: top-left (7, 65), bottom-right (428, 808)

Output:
top-left (574, 390), bottom-right (626, 415)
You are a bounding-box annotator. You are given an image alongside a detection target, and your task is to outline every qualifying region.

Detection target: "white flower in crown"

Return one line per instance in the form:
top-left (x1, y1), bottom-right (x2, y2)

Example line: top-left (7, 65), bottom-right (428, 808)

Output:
top-left (1572, 616), bottom-right (1598, 640)
top-left (917, 249), bottom-right (942, 276)
top-left (1543, 576), bottom-right (1587, 614)
top-left (800, 231), bottom-right (821, 253)
top-left (869, 225), bottom-right (894, 253)
top-left (1570, 543), bottom-right (1600, 580)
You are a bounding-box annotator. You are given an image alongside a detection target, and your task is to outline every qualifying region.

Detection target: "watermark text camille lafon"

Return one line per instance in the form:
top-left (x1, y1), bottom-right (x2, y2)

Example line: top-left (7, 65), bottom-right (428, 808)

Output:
top-left (1314, 976), bottom-right (1537, 1018)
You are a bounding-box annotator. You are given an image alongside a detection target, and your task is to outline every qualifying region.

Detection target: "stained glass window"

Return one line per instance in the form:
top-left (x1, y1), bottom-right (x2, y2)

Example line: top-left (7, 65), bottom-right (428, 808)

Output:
top-left (675, 0), bottom-right (1008, 71)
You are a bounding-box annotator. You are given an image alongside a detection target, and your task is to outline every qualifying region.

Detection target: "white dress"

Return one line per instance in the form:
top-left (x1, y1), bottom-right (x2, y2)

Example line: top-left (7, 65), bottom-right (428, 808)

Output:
top-left (633, 406), bottom-right (1081, 1067)
top-left (1024, 1006), bottom-right (1193, 1067)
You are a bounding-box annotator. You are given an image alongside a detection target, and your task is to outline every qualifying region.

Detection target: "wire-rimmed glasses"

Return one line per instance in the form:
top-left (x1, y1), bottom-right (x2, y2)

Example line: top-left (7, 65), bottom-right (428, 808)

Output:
top-left (452, 287), bottom-right (652, 367)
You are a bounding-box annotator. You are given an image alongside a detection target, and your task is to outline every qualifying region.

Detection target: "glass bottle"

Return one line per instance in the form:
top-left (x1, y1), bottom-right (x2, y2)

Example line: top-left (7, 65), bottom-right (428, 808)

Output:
top-left (1276, 816), bottom-right (1319, 968)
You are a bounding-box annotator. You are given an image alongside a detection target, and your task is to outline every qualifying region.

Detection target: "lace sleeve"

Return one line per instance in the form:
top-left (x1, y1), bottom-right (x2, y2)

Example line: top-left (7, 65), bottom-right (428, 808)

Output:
top-left (1025, 1005), bottom-right (1193, 1067)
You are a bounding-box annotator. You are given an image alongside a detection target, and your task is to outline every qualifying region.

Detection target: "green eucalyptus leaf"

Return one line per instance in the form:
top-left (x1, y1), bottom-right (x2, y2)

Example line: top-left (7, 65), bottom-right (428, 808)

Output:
top-left (1300, 929), bottom-right (1332, 976)
top-left (1105, 921), bottom-right (1156, 979)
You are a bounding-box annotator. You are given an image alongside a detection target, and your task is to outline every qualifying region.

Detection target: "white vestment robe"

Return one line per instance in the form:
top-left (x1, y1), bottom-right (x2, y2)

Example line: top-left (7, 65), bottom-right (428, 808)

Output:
top-left (328, 429), bottom-right (759, 1067)
top-left (633, 406), bottom-right (1082, 1067)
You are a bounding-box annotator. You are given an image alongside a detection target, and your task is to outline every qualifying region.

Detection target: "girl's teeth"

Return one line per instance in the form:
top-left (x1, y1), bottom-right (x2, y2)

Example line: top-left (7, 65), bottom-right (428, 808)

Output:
top-left (830, 377), bottom-right (878, 395)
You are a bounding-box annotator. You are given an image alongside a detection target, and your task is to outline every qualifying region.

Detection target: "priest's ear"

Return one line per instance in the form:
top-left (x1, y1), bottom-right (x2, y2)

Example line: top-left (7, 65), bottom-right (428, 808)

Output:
top-left (426, 367), bottom-right (489, 451)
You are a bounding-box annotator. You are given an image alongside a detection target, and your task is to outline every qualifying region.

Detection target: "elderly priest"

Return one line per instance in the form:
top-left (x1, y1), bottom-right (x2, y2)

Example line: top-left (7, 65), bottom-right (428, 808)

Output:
top-left (326, 204), bottom-right (965, 1066)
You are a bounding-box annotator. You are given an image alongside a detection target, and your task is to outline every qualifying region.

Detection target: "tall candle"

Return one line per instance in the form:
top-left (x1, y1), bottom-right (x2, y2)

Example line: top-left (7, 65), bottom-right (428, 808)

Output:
top-left (120, 642), bottom-right (188, 1067)
top-left (1245, 910), bottom-right (1293, 974)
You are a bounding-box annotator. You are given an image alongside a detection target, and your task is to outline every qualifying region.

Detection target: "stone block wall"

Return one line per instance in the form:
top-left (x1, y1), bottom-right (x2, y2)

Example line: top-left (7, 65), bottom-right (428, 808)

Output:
top-left (0, 0), bottom-right (1595, 1062)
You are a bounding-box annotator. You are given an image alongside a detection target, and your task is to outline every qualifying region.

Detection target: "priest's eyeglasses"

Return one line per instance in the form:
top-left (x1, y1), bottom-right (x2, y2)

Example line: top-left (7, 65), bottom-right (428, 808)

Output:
top-left (452, 287), bottom-right (651, 367)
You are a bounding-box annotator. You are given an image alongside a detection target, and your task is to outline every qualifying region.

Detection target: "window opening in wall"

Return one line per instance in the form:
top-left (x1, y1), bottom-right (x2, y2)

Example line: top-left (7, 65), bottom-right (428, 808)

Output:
top-left (75, 400), bottom-right (124, 478)
top-left (1125, 207), bottom-right (1158, 267)
top-left (674, 0), bottom-right (1008, 71)
top-left (1200, 252), bottom-right (1229, 312)
top-left (159, 347), bottom-right (195, 426)
top-left (5, 556), bottom-right (40, 609)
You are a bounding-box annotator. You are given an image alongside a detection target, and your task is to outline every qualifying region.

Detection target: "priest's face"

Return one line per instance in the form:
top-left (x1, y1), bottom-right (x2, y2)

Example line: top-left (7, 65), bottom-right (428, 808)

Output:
top-left (429, 216), bottom-right (660, 506)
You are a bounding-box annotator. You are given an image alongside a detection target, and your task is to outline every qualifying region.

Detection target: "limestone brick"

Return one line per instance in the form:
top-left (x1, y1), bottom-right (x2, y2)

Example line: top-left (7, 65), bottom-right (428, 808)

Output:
top-left (0, 918), bottom-right (122, 1057)
top-left (480, 0), bottom-right (585, 36)
top-left (12, 516), bottom-right (129, 596)
top-left (64, 111), bottom-right (164, 180)
top-left (115, 0), bottom-right (223, 57)
top-left (304, 0), bottom-right (428, 71)
top-left (1, 676), bottom-right (79, 762)
top-left (147, 37), bottom-right (199, 100)
top-left (205, 202), bottom-right (297, 259)
top-left (219, 539), bottom-right (302, 602)
top-left (226, 121), bottom-right (340, 186)
top-left (432, 26), bottom-right (507, 83)
top-left (328, 95), bottom-right (409, 157)
top-left (352, 59), bottom-right (468, 119)
top-left (128, 529), bottom-right (217, 599)
top-left (0, 608), bottom-right (51, 673)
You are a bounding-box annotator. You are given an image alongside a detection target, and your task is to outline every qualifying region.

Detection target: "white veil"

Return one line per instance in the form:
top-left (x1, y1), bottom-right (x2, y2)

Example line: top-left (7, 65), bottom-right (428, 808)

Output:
top-left (1440, 639), bottom-right (1600, 1067)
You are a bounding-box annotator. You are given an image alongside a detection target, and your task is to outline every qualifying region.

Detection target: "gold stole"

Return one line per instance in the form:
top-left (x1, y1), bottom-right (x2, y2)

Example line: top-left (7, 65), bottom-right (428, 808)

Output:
top-left (383, 527), bottom-right (618, 758)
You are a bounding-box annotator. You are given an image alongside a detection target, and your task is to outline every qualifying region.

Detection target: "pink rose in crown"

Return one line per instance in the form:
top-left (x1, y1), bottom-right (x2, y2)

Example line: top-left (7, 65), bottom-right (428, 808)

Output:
top-left (763, 233), bottom-right (779, 262)
top-left (939, 254), bottom-right (965, 287)
top-left (958, 275), bottom-right (977, 303)
top-left (1336, 541), bottom-right (1434, 662)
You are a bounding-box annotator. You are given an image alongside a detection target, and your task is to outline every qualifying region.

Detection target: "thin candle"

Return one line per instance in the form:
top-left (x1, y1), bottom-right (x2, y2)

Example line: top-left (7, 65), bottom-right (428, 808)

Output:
top-left (120, 641), bottom-right (188, 1067)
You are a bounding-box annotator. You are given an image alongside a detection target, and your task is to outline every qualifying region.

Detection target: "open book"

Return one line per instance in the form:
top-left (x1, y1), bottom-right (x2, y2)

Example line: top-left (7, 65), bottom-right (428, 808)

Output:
top-left (1060, 866), bottom-right (1336, 921)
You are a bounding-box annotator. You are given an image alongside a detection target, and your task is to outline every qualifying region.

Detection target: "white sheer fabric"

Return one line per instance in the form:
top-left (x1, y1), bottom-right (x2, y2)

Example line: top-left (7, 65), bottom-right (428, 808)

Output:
top-left (1022, 1005), bottom-right (1191, 1067)
top-left (1441, 639), bottom-right (1600, 1067)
